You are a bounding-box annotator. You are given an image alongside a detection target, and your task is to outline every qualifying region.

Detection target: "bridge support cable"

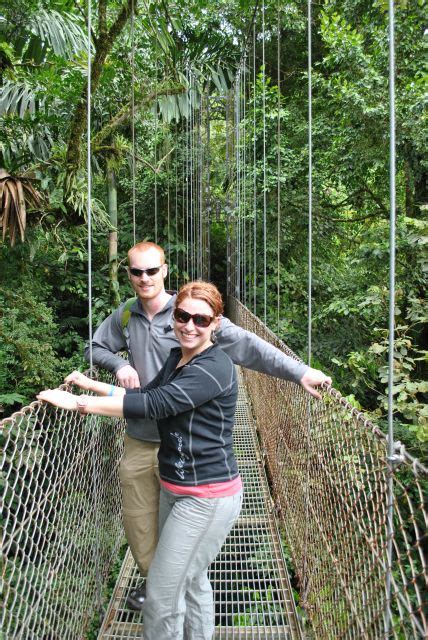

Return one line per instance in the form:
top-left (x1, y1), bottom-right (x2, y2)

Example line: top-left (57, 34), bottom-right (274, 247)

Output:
top-left (301, 0), bottom-right (313, 608)
top-left (276, 0), bottom-right (281, 333)
top-left (130, 0), bottom-right (136, 245)
top-left (261, 0), bottom-right (267, 325)
top-left (385, 0), bottom-right (397, 636)
top-left (252, 22), bottom-right (257, 315)
top-left (85, 0), bottom-right (103, 619)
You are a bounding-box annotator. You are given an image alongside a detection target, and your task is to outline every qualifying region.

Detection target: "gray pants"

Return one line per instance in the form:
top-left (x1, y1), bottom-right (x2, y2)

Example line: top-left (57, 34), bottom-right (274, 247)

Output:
top-left (142, 486), bottom-right (243, 639)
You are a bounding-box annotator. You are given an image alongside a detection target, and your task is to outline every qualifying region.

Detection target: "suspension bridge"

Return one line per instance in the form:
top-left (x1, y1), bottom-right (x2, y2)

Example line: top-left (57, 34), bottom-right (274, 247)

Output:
top-left (2, 299), bottom-right (427, 638)
top-left (2, 0), bottom-right (427, 638)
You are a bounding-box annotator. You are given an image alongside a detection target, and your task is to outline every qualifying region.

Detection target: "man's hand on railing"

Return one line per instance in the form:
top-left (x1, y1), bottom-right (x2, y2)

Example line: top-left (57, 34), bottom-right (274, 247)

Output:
top-left (300, 368), bottom-right (332, 400)
top-left (116, 364), bottom-right (141, 389)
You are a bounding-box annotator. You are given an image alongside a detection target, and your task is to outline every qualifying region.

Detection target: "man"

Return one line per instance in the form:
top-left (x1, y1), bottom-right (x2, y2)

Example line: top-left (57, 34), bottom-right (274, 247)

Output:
top-left (85, 241), bottom-right (331, 610)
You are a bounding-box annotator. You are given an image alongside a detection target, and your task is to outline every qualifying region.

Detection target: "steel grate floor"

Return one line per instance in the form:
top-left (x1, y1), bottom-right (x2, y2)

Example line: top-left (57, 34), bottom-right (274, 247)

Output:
top-left (98, 369), bottom-right (303, 639)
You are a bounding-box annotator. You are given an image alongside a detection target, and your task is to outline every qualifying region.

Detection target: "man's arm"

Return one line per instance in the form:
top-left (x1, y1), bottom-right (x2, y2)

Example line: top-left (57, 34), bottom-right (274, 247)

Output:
top-left (84, 306), bottom-right (141, 388)
top-left (216, 317), bottom-right (331, 398)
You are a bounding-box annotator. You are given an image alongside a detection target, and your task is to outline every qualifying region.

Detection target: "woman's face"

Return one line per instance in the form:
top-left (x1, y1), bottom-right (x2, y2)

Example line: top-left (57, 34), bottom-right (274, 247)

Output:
top-left (173, 296), bottom-right (220, 355)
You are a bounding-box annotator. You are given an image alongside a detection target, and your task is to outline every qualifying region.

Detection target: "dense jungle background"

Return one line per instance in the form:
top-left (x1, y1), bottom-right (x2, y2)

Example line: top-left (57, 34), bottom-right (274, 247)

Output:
top-left (0, 0), bottom-right (426, 459)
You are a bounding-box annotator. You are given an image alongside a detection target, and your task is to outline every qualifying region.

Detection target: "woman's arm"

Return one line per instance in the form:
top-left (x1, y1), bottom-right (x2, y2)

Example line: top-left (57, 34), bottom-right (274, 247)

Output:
top-left (37, 388), bottom-right (125, 417)
top-left (64, 371), bottom-right (126, 397)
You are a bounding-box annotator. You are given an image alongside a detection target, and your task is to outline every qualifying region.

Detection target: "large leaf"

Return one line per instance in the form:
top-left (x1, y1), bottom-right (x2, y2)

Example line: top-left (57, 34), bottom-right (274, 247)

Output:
top-left (28, 9), bottom-right (88, 59)
top-left (0, 80), bottom-right (39, 117)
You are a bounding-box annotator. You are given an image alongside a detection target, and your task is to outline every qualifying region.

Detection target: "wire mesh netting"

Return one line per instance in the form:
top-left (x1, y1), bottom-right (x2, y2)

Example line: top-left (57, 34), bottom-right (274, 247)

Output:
top-left (229, 298), bottom-right (427, 640)
top-left (2, 374), bottom-right (126, 639)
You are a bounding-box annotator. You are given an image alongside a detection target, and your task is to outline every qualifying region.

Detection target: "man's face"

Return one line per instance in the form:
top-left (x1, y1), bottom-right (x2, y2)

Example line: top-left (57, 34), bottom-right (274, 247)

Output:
top-left (128, 248), bottom-right (168, 301)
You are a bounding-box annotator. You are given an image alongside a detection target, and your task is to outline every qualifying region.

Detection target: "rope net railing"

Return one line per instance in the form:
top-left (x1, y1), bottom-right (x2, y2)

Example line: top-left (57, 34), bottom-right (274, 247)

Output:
top-left (2, 372), bottom-right (126, 640)
top-left (229, 297), bottom-right (427, 640)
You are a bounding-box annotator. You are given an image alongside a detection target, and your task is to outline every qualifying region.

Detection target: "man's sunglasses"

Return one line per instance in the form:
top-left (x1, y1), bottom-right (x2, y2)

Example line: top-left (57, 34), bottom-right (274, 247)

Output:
top-left (128, 266), bottom-right (163, 278)
top-left (173, 308), bottom-right (214, 328)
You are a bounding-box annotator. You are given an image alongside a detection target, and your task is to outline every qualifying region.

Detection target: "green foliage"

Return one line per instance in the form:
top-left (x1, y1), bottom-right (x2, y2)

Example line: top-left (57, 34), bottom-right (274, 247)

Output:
top-left (0, 283), bottom-right (62, 410)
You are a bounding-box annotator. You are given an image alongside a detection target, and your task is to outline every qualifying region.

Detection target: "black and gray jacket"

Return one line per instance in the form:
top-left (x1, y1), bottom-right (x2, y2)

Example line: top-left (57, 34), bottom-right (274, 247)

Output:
top-left (85, 295), bottom-right (308, 441)
top-left (123, 344), bottom-right (239, 486)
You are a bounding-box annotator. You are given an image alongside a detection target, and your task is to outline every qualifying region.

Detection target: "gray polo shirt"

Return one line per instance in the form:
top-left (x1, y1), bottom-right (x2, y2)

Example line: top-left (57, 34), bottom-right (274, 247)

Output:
top-left (85, 295), bottom-right (308, 441)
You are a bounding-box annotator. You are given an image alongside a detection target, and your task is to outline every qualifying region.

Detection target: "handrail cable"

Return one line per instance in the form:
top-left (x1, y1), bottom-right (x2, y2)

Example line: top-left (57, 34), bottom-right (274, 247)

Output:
top-left (385, 0), bottom-right (397, 635)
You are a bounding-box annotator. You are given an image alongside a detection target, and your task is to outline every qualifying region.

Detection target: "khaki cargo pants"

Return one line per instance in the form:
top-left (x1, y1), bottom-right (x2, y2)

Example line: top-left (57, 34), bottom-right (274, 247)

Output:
top-left (118, 434), bottom-right (160, 576)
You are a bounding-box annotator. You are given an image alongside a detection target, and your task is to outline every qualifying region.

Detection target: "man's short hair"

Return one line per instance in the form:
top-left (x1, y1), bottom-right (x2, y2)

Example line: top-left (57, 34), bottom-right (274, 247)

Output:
top-left (127, 242), bottom-right (166, 265)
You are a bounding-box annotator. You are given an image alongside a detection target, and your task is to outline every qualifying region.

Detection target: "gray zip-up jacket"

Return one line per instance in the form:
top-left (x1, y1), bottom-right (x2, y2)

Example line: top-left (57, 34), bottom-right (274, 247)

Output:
top-left (85, 295), bottom-right (308, 441)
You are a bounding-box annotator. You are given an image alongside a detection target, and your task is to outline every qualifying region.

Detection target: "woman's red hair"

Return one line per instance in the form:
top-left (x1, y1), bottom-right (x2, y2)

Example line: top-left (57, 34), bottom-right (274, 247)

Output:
top-left (175, 281), bottom-right (224, 317)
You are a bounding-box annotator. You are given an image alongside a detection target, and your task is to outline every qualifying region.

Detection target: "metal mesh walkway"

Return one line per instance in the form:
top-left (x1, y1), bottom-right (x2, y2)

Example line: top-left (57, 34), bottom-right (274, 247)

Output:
top-left (98, 370), bottom-right (303, 639)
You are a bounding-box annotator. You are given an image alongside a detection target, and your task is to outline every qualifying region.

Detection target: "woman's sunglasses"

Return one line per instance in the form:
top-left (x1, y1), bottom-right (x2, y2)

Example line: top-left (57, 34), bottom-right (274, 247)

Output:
top-left (173, 308), bottom-right (214, 328)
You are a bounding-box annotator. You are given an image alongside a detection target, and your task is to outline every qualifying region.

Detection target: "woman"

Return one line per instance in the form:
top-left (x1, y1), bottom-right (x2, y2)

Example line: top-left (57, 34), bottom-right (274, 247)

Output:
top-left (37, 281), bottom-right (242, 640)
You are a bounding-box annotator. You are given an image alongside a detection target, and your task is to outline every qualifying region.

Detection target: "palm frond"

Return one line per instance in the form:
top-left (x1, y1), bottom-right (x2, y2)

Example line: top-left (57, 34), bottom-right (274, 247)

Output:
top-left (0, 80), bottom-right (39, 117)
top-left (27, 9), bottom-right (88, 59)
top-left (0, 169), bottom-right (43, 246)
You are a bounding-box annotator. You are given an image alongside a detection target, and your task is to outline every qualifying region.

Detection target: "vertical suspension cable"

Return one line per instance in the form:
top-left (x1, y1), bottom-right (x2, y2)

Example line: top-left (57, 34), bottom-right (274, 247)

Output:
top-left (131, 0), bottom-right (136, 244)
top-left (175, 121), bottom-right (179, 290)
top-left (190, 73), bottom-right (194, 279)
top-left (307, 0), bottom-right (312, 366)
top-left (243, 55), bottom-right (247, 306)
top-left (154, 56), bottom-right (158, 243)
top-left (262, 0), bottom-right (267, 325)
top-left (253, 23), bottom-right (257, 314)
top-left (86, 0), bottom-right (102, 616)
top-left (385, 0), bottom-right (396, 634)
top-left (199, 96), bottom-right (203, 279)
top-left (167, 127), bottom-right (171, 289)
top-left (205, 85), bottom-right (211, 281)
top-left (235, 70), bottom-right (240, 299)
top-left (276, 1), bottom-right (281, 332)
top-left (226, 95), bottom-right (231, 297)
top-left (86, 4), bottom-right (93, 375)
top-left (301, 0), bottom-right (313, 608)
top-left (185, 66), bottom-right (190, 279)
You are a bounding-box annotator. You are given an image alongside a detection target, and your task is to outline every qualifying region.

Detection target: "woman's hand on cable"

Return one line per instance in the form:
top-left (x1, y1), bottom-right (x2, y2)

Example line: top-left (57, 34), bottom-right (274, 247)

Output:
top-left (65, 370), bottom-right (92, 390)
top-left (300, 368), bottom-right (332, 400)
top-left (37, 389), bottom-right (78, 411)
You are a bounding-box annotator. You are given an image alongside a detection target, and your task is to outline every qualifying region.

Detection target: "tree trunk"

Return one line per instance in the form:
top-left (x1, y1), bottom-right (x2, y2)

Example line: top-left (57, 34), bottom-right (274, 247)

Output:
top-left (107, 165), bottom-right (120, 307)
top-left (65, 0), bottom-right (135, 180)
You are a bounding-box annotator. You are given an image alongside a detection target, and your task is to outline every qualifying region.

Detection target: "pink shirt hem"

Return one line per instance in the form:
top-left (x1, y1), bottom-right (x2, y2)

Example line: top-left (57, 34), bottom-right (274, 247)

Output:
top-left (160, 475), bottom-right (242, 498)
